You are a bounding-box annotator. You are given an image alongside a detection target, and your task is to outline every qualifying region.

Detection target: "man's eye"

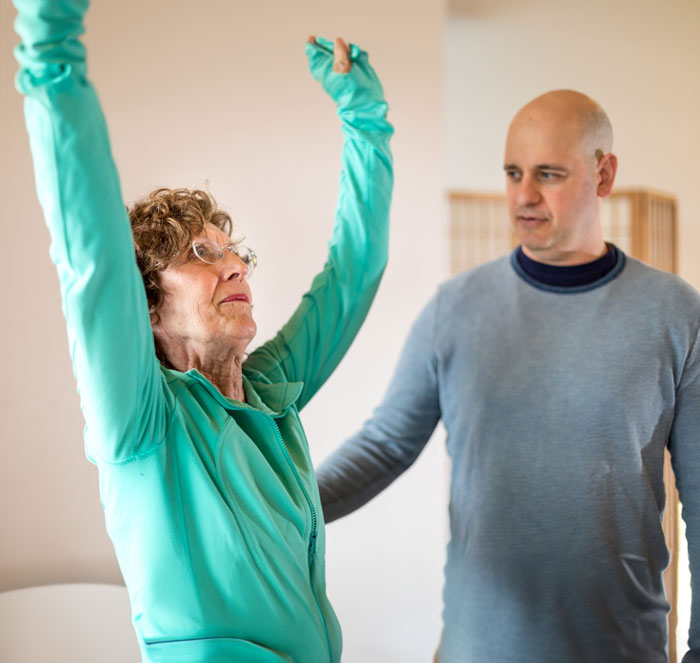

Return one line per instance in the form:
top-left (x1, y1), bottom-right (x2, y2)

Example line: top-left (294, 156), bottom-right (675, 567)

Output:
top-left (505, 170), bottom-right (520, 180)
top-left (539, 171), bottom-right (561, 181)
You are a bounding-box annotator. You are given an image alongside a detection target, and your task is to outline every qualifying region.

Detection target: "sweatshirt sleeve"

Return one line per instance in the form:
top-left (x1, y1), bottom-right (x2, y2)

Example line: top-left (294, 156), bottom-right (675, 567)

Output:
top-left (670, 315), bottom-right (700, 663)
top-left (14, 0), bottom-right (168, 463)
top-left (244, 37), bottom-right (394, 411)
top-left (316, 294), bottom-right (441, 521)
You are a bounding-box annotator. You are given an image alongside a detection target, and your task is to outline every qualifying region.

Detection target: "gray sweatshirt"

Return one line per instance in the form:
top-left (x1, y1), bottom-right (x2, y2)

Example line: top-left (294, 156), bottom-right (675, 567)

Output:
top-left (317, 250), bottom-right (700, 663)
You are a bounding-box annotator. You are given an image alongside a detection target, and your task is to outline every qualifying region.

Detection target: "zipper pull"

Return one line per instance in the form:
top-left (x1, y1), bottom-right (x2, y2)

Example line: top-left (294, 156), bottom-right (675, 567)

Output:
top-left (308, 531), bottom-right (317, 560)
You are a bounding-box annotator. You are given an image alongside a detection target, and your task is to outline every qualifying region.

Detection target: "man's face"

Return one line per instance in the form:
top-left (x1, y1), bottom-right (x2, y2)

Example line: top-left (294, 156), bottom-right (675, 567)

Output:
top-left (504, 114), bottom-right (603, 264)
top-left (153, 222), bottom-right (257, 355)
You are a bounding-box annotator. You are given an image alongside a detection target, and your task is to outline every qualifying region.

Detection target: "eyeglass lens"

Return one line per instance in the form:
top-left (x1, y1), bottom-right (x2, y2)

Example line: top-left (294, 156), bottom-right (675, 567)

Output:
top-left (192, 239), bottom-right (256, 275)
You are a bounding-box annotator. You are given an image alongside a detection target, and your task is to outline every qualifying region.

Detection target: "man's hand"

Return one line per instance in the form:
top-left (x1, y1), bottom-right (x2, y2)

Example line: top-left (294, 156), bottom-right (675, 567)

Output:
top-left (307, 36), bottom-right (352, 74)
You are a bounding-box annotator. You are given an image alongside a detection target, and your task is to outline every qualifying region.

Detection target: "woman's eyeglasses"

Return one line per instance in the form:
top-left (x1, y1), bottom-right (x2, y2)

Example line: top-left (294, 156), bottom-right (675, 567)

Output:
top-left (191, 238), bottom-right (257, 278)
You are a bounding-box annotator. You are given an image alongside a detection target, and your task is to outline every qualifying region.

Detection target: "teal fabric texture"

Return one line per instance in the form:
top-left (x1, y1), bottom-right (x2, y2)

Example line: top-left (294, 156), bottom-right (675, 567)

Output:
top-left (13, 1), bottom-right (393, 661)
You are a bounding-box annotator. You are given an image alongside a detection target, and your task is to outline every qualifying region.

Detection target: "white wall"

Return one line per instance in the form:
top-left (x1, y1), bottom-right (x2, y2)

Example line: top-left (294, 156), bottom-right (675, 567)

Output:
top-left (1, 1), bottom-right (447, 661)
top-left (446, 0), bottom-right (700, 656)
top-left (0, 584), bottom-right (140, 662)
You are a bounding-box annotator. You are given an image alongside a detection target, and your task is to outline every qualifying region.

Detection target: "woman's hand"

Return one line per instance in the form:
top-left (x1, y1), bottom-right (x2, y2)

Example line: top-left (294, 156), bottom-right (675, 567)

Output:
top-left (304, 35), bottom-right (390, 124)
top-left (307, 36), bottom-right (352, 74)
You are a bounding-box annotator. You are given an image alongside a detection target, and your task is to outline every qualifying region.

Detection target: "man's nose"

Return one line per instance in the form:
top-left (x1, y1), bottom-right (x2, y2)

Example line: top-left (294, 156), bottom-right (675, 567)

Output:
top-left (515, 174), bottom-right (541, 206)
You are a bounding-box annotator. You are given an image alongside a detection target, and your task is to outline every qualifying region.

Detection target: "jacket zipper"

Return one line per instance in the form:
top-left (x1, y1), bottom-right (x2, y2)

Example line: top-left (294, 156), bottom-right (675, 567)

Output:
top-left (229, 402), bottom-right (332, 662)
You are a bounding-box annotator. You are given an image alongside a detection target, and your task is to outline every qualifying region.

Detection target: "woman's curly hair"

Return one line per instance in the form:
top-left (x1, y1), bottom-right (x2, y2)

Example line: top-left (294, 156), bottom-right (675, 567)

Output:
top-left (129, 187), bottom-right (233, 322)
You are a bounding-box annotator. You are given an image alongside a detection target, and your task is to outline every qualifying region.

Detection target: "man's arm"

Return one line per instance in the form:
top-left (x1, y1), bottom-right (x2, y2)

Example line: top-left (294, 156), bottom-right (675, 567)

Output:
top-left (669, 313), bottom-right (700, 663)
top-left (317, 295), bottom-right (442, 521)
top-left (245, 37), bottom-right (393, 410)
top-left (13, 0), bottom-right (167, 463)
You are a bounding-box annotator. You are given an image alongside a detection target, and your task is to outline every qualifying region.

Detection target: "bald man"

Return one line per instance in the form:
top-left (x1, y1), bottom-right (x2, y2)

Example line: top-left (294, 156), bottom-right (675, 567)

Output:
top-left (317, 90), bottom-right (700, 663)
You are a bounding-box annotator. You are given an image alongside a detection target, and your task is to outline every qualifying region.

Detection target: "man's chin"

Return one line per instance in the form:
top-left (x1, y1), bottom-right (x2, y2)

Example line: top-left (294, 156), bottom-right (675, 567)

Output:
top-left (521, 241), bottom-right (554, 252)
top-left (512, 223), bottom-right (551, 246)
top-left (519, 242), bottom-right (567, 265)
top-left (518, 236), bottom-right (555, 254)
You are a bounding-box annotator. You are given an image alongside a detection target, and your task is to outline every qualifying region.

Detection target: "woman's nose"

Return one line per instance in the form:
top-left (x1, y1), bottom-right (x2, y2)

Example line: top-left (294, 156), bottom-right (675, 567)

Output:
top-left (220, 251), bottom-right (249, 281)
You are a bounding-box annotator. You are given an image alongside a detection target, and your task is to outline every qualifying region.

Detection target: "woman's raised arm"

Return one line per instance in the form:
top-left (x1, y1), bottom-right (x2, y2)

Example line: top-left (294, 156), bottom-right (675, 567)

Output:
top-left (14, 0), bottom-right (167, 463)
top-left (246, 37), bottom-right (394, 410)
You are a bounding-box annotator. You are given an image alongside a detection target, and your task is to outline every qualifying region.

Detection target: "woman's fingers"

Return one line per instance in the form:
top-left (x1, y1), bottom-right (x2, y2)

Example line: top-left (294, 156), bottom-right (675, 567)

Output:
top-left (307, 35), bottom-right (352, 74)
top-left (333, 37), bottom-right (351, 73)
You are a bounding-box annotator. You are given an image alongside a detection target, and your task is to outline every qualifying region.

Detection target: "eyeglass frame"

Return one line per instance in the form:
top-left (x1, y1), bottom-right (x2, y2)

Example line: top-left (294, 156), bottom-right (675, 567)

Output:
top-left (190, 237), bottom-right (257, 278)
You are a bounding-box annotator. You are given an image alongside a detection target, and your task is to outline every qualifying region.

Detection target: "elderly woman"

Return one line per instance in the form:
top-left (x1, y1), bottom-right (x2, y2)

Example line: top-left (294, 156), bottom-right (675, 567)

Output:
top-left (13, 0), bottom-right (392, 661)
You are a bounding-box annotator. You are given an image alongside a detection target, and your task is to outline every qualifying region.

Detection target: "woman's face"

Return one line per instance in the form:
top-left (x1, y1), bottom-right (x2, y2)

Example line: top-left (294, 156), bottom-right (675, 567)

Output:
top-left (152, 222), bottom-right (257, 359)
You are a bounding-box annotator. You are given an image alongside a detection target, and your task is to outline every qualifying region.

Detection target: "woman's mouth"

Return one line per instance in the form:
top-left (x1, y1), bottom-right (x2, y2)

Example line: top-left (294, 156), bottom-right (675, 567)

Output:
top-left (221, 294), bottom-right (250, 304)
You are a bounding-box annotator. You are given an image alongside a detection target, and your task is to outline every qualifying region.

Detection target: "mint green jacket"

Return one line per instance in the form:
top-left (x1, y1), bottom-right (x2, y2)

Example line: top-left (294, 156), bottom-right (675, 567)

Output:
top-left (13, 1), bottom-right (393, 660)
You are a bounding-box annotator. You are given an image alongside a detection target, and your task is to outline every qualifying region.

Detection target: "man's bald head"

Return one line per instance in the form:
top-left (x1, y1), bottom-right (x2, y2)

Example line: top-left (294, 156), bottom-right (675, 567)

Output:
top-left (503, 89), bottom-right (618, 265)
top-left (508, 90), bottom-right (613, 163)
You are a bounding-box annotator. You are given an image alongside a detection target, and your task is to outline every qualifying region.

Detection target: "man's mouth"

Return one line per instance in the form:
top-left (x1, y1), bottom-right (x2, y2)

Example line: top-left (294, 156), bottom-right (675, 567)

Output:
top-left (517, 215), bottom-right (548, 224)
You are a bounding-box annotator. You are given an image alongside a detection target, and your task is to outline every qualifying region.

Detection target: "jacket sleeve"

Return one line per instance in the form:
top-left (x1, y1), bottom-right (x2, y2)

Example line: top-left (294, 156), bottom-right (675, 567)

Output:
top-left (315, 294), bottom-right (442, 521)
top-left (245, 37), bottom-right (393, 411)
top-left (14, 0), bottom-right (168, 463)
top-left (670, 317), bottom-right (700, 663)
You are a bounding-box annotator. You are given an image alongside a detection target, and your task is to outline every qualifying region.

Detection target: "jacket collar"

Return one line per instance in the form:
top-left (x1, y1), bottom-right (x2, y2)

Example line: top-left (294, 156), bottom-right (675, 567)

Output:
top-left (186, 369), bottom-right (302, 417)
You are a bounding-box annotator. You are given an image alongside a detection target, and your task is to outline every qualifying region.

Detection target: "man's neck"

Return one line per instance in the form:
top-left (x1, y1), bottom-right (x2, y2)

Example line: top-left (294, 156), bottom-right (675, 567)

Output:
top-left (521, 242), bottom-right (608, 266)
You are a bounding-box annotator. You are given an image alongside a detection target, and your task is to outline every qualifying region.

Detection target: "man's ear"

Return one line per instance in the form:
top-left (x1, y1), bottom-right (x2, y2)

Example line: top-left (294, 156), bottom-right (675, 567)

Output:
top-left (597, 153), bottom-right (618, 198)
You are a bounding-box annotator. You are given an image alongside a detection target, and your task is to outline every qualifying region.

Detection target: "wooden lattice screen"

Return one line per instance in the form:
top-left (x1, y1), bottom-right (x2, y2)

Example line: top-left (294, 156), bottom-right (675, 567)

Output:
top-left (448, 188), bottom-right (679, 662)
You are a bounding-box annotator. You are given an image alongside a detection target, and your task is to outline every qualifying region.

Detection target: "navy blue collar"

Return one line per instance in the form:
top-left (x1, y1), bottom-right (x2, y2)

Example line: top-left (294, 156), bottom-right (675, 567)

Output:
top-left (511, 245), bottom-right (626, 294)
